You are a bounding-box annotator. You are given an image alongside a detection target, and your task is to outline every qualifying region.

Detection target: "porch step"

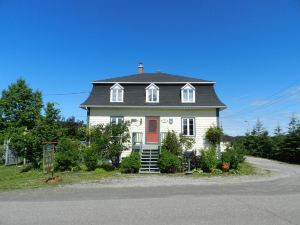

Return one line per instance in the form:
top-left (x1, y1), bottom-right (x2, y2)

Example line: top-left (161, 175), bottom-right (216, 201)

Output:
top-left (139, 147), bottom-right (160, 173)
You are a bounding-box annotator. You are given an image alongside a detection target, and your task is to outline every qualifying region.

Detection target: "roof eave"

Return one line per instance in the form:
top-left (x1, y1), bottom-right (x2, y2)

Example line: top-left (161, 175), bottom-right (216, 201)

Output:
top-left (91, 81), bottom-right (216, 84)
top-left (80, 105), bottom-right (226, 110)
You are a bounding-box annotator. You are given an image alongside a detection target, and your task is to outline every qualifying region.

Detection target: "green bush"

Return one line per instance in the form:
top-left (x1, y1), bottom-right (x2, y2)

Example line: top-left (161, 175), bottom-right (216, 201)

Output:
top-left (161, 131), bottom-right (182, 156)
top-left (55, 138), bottom-right (80, 171)
top-left (158, 149), bottom-right (181, 173)
top-left (199, 147), bottom-right (218, 172)
top-left (120, 151), bottom-right (141, 173)
top-left (83, 145), bottom-right (98, 171)
top-left (221, 143), bottom-right (246, 169)
top-left (211, 168), bottom-right (222, 175)
top-left (20, 164), bottom-right (33, 173)
top-left (99, 163), bottom-right (115, 171)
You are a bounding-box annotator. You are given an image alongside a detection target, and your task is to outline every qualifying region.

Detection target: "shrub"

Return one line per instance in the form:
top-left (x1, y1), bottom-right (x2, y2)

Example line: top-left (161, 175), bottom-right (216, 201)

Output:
top-left (199, 147), bottom-right (218, 172)
top-left (161, 131), bottom-right (182, 156)
top-left (221, 143), bottom-right (246, 169)
top-left (83, 145), bottom-right (98, 171)
top-left (120, 151), bottom-right (141, 173)
top-left (100, 163), bottom-right (115, 171)
top-left (55, 138), bottom-right (80, 171)
top-left (20, 164), bottom-right (33, 173)
top-left (158, 149), bottom-right (181, 173)
top-left (211, 168), bottom-right (222, 175)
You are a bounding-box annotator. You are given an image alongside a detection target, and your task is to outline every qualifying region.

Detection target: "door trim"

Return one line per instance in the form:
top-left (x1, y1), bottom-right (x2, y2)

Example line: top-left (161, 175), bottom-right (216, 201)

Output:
top-left (145, 116), bottom-right (160, 144)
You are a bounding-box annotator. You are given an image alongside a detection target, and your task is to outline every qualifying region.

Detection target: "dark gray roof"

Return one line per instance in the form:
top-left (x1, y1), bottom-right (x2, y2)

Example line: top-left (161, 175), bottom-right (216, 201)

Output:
top-left (93, 72), bottom-right (213, 83)
top-left (81, 83), bottom-right (226, 109)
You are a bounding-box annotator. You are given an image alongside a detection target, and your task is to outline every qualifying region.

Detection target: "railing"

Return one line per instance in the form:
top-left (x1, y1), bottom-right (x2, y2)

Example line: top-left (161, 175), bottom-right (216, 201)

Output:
top-left (160, 132), bottom-right (167, 144)
top-left (132, 132), bottom-right (143, 146)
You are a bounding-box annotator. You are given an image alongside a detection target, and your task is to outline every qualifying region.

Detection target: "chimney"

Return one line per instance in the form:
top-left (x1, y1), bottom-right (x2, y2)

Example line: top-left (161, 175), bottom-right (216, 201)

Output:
top-left (138, 62), bottom-right (144, 74)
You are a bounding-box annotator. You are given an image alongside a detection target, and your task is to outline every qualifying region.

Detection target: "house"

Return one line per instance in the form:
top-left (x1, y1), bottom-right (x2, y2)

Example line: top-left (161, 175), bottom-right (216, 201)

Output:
top-left (81, 63), bottom-right (226, 172)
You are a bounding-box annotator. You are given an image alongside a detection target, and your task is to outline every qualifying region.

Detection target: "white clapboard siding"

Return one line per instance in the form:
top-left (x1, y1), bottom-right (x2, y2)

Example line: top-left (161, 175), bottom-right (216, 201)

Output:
top-left (89, 108), bottom-right (217, 155)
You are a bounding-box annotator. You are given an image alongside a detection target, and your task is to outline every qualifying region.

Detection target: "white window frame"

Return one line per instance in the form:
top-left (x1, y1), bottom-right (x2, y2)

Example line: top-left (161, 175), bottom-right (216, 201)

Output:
top-left (110, 116), bottom-right (124, 125)
top-left (181, 83), bottom-right (195, 103)
top-left (182, 118), bottom-right (195, 136)
top-left (145, 83), bottom-right (159, 103)
top-left (110, 83), bottom-right (124, 102)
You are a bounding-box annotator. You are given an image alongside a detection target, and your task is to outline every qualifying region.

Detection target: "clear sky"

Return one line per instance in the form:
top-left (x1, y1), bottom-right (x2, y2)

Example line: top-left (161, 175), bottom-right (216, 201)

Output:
top-left (0, 0), bottom-right (300, 135)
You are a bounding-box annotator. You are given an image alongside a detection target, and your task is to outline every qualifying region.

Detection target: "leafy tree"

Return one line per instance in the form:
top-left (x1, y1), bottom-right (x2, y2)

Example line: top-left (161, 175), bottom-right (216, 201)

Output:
top-left (55, 138), bottom-right (81, 171)
top-left (104, 122), bottom-right (130, 167)
top-left (35, 102), bottom-right (62, 142)
top-left (0, 79), bottom-right (42, 130)
top-left (61, 116), bottom-right (86, 140)
top-left (90, 122), bottom-right (130, 167)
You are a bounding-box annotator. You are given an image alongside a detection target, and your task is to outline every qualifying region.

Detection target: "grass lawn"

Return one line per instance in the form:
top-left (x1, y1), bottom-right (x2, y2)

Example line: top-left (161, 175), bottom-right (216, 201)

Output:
top-left (0, 165), bottom-right (119, 192)
top-left (0, 162), bottom-right (257, 192)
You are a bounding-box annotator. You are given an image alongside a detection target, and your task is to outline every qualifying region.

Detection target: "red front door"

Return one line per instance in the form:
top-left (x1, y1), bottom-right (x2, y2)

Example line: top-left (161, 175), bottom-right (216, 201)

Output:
top-left (146, 117), bottom-right (159, 143)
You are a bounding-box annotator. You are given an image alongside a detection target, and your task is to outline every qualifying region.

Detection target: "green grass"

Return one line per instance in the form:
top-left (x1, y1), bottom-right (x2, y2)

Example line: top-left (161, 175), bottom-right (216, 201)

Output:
top-left (0, 165), bottom-right (119, 192)
top-left (236, 162), bottom-right (257, 175)
top-left (0, 162), bottom-right (258, 192)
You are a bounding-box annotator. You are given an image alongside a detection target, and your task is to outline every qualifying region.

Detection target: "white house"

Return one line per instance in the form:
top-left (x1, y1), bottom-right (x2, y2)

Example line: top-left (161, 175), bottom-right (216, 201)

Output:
top-left (81, 63), bottom-right (226, 172)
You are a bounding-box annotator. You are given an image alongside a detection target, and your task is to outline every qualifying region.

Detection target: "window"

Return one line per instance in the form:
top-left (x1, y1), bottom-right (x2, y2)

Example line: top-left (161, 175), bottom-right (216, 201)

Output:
top-left (146, 83), bottom-right (159, 103)
top-left (110, 83), bottom-right (124, 102)
top-left (111, 116), bottom-right (124, 125)
top-left (182, 118), bottom-right (195, 136)
top-left (181, 83), bottom-right (195, 103)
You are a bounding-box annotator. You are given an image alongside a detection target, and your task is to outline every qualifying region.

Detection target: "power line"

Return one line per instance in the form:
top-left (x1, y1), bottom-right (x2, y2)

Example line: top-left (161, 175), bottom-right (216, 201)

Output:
top-left (43, 91), bottom-right (90, 96)
top-left (223, 79), bottom-right (300, 118)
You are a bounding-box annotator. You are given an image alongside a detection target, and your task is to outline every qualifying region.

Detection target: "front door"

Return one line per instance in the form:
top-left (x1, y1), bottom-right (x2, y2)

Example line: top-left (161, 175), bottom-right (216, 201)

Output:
top-left (146, 117), bottom-right (159, 143)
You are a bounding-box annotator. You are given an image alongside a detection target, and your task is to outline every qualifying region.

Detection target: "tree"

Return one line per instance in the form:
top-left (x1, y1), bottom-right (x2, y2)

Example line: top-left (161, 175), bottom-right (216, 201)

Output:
top-left (272, 125), bottom-right (285, 160)
top-left (243, 120), bottom-right (274, 158)
top-left (288, 114), bottom-right (299, 133)
top-left (61, 116), bottom-right (86, 140)
top-left (35, 102), bottom-right (62, 142)
top-left (280, 117), bottom-right (300, 163)
top-left (104, 122), bottom-right (130, 167)
top-left (90, 122), bottom-right (130, 168)
top-left (274, 125), bottom-right (283, 136)
top-left (0, 79), bottom-right (42, 130)
top-left (251, 119), bottom-right (268, 136)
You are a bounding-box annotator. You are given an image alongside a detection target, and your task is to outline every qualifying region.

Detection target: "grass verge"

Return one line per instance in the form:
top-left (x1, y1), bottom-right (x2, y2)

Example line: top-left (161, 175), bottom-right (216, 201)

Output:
top-left (0, 165), bottom-right (118, 192)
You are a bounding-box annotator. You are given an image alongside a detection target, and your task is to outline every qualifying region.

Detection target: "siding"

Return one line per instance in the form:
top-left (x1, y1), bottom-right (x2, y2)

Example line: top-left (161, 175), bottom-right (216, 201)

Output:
top-left (89, 108), bottom-right (217, 157)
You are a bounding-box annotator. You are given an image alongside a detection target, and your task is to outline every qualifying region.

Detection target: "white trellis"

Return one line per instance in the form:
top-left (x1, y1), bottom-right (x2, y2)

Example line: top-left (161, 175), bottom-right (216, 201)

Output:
top-left (4, 140), bottom-right (18, 166)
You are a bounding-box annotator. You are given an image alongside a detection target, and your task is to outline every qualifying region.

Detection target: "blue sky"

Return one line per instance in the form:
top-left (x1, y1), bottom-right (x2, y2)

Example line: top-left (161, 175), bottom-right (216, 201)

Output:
top-left (0, 0), bottom-right (300, 135)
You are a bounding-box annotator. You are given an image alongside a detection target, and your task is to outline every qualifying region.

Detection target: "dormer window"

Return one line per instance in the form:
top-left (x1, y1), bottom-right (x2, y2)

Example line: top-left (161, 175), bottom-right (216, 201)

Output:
top-left (110, 83), bottom-right (124, 102)
top-left (181, 83), bottom-right (195, 103)
top-left (146, 83), bottom-right (159, 103)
